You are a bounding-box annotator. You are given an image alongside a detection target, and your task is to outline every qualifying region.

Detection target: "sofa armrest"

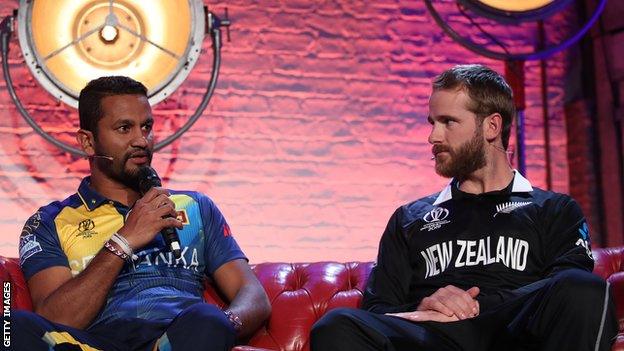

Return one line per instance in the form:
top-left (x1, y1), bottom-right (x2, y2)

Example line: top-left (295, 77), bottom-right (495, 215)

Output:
top-left (594, 247), bottom-right (624, 280)
top-left (237, 261), bottom-right (374, 351)
top-left (593, 247), bottom-right (624, 351)
top-left (0, 256), bottom-right (33, 311)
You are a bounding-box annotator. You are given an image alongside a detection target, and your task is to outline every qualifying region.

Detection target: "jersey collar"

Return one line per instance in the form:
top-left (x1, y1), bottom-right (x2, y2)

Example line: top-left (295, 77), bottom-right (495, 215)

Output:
top-left (77, 177), bottom-right (111, 211)
top-left (432, 170), bottom-right (533, 206)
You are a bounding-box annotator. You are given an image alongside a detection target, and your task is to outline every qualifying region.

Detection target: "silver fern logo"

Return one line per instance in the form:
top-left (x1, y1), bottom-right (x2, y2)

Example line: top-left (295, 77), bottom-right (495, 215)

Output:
top-left (494, 202), bottom-right (531, 217)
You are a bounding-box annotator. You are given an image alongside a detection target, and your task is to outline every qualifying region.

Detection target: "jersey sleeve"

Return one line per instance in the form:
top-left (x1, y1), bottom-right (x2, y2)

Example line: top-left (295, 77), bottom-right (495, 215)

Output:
top-left (541, 195), bottom-right (594, 275)
top-left (19, 208), bottom-right (69, 280)
top-left (198, 194), bottom-right (247, 276)
top-left (478, 195), bottom-right (594, 311)
top-left (361, 207), bottom-right (418, 314)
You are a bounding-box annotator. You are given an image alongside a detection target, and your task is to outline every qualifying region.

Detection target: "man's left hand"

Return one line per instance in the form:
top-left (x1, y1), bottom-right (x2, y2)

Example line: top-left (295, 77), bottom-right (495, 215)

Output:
top-left (386, 310), bottom-right (460, 323)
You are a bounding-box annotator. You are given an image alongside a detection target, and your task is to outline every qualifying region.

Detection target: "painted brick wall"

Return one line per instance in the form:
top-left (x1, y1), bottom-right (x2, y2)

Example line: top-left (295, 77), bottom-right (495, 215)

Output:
top-left (0, 0), bottom-right (574, 262)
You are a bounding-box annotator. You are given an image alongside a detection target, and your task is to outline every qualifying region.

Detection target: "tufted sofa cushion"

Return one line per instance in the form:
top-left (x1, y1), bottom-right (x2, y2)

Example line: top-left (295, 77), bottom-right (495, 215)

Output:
top-left (244, 262), bottom-right (373, 351)
top-left (2, 252), bottom-right (623, 350)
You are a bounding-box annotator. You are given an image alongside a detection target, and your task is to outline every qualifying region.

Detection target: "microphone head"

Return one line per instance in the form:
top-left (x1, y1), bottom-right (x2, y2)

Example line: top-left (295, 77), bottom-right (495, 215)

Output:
top-left (137, 166), bottom-right (162, 195)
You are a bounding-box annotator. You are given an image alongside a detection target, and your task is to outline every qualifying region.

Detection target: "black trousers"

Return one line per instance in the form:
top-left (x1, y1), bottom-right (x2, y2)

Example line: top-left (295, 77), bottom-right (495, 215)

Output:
top-left (311, 269), bottom-right (618, 351)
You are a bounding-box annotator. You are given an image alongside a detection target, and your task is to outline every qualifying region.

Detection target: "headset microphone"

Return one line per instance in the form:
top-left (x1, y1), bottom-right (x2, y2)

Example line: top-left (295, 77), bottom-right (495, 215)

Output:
top-left (88, 155), bottom-right (114, 161)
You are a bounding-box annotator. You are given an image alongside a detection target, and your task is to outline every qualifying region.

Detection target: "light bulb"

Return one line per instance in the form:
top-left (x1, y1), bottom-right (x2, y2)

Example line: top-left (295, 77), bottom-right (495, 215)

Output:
top-left (100, 25), bottom-right (118, 42)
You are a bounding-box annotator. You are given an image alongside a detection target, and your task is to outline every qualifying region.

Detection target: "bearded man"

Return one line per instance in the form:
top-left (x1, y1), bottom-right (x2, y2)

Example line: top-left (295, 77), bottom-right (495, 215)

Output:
top-left (15, 76), bottom-right (270, 350)
top-left (311, 64), bottom-right (617, 351)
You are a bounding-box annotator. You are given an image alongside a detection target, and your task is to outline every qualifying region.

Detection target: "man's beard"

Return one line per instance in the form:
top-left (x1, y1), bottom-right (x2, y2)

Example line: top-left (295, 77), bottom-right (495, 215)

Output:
top-left (434, 129), bottom-right (486, 180)
top-left (94, 147), bottom-right (152, 191)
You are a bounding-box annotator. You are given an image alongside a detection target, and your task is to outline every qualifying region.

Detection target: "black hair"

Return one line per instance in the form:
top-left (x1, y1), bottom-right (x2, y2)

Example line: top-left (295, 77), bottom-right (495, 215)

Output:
top-left (78, 76), bottom-right (148, 135)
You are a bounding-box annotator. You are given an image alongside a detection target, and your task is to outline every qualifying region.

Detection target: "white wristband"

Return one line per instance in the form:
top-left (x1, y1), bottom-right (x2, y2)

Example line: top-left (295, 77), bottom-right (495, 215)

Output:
top-left (110, 232), bottom-right (134, 259)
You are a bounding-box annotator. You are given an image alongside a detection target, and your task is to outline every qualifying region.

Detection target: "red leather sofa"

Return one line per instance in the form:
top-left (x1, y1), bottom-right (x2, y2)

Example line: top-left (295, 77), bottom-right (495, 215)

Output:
top-left (3, 248), bottom-right (624, 350)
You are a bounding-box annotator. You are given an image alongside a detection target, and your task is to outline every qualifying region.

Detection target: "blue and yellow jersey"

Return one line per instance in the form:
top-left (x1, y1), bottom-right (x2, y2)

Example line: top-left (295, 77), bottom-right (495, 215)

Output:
top-left (18, 177), bottom-right (246, 327)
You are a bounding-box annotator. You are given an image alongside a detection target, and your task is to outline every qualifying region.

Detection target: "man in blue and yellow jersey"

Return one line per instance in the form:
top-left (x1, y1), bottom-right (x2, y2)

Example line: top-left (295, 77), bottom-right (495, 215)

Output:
top-left (14, 76), bottom-right (271, 350)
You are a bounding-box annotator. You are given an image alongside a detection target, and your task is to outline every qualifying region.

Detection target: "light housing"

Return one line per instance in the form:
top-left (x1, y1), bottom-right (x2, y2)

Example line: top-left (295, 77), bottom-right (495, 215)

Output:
top-left (17, 0), bottom-right (205, 108)
top-left (456, 0), bottom-right (572, 23)
top-left (1, 1), bottom-right (230, 156)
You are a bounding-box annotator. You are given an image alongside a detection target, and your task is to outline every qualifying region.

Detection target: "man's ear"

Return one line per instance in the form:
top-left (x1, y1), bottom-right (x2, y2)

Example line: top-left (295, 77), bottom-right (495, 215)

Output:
top-left (483, 113), bottom-right (503, 142)
top-left (76, 129), bottom-right (95, 156)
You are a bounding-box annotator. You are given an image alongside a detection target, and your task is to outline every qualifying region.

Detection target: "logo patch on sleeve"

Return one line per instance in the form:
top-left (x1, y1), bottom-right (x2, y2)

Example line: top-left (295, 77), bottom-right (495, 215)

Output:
top-left (176, 210), bottom-right (190, 225)
top-left (575, 221), bottom-right (593, 259)
top-left (21, 211), bottom-right (42, 236)
top-left (223, 223), bottom-right (232, 237)
top-left (19, 234), bottom-right (42, 265)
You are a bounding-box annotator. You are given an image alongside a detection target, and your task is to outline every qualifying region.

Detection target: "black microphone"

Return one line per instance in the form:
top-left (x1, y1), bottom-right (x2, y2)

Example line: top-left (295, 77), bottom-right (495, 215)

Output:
top-left (137, 166), bottom-right (181, 259)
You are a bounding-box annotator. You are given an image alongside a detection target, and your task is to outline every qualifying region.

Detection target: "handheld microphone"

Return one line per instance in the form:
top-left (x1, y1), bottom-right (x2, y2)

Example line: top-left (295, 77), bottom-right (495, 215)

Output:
top-left (137, 166), bottom-right (181, 259)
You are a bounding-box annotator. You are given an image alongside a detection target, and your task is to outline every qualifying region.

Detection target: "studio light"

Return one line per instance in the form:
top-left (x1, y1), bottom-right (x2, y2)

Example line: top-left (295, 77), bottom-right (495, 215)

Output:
top-left (425, 0), bottom-right (606, 60)
top-left (0, 0), bottom-right (231, 156)
top-left (457, 0), bottom-right (568, 22)
top-left (476, 0), bottom-right (554, 11)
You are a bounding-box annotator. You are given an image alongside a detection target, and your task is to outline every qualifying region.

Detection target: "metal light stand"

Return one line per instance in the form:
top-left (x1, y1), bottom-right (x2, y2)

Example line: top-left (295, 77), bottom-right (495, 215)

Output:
top-left (0, 7), bottom-right (231, 156)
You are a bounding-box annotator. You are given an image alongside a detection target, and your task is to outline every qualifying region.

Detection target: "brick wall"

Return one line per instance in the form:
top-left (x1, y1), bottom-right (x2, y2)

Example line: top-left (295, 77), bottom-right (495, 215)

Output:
top-left (0, 0), bottom-right (574, 262)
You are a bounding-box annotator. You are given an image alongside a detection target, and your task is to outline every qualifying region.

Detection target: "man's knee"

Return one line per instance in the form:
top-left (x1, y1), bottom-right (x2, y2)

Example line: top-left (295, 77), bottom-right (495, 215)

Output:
top-left (178, 303), bottom-right (235, 335)
top-left (549, 269), bottom-right (607, 304)
top-left (523, 270), bottom-right (617, 350)
top-left (166, 303), bottom-right (236, 350)
top-left (543, 269), bottom-right (615, 330)
top-left (311, 308), bottom-right (363, 340)
top-left (11, 310), bottom-right (54, 350)
top-left (12, 310), bottom-right (47, 334)
top-left (13, 309), bottom-right (39, 322)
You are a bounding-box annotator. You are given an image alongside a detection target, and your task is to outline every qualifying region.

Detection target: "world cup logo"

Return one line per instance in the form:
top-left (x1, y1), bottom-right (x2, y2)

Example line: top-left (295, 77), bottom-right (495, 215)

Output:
top-left (78, 219), bottom-right (95, 232)
top-left (423, 208), bottom-right (449, 223)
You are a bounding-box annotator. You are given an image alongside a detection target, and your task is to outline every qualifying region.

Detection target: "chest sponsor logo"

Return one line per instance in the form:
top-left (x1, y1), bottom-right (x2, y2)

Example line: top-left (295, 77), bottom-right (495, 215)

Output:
top-left (420, 207), bottom-right (451, 232)
top-left (176, 210), bottom-right (190, 225)
top-left (70, 246), bottom-right (202, 275)
top-left (76, 219), bottom-right (97, 239)
top-left (134, 246), bottom-right (200, 271)
top-left (494, 201), bottom-right (531, 217)
top-left (420, 236), bottom-right (529, 279)
top-left (19, 234), bottom-right (42, 265)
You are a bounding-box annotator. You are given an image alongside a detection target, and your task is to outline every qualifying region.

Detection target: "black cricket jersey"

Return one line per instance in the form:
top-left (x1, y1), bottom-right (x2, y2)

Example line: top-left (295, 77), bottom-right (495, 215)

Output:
top-left (362, 171), bottom-right (594, 314)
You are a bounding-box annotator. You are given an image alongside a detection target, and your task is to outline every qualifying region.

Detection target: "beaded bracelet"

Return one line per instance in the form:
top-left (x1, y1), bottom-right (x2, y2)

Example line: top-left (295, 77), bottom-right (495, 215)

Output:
top-left (104, 240), bottom-right (129, 261)
top-left (223, 309), bottom-right (243, 332)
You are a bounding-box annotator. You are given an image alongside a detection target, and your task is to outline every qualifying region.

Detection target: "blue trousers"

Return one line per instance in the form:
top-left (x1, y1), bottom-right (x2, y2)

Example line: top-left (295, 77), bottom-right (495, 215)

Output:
top-left (11, 303), bottom-right (236, 351)
top-left (311, 269), bottom-right (618, 351)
